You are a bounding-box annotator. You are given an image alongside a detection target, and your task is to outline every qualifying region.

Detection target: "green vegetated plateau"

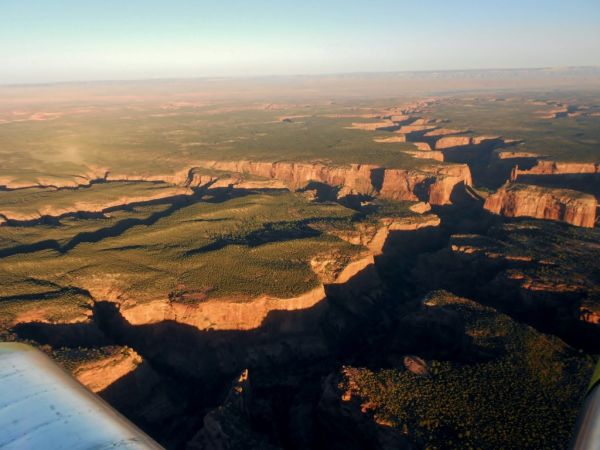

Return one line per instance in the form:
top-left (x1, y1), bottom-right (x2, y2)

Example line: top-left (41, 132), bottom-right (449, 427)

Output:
top-left (414, 219), bottom-right (600, 316)
top-left (0, 90), bottom-right (599, 450)
top-left (0, 103), bottom-right (427, 188)
top-left (0, 181), bottom-right (184, 219)
top-left (0, 190), bottom-right (365, 309)
top-left (424, 94), bottom-right (600, 163)
top-left (340, 291), bottom-right (593, 450)
top-left (486, 220), bottom-right (600, 314)
top-left (0, 203), bottom-right (170, 252)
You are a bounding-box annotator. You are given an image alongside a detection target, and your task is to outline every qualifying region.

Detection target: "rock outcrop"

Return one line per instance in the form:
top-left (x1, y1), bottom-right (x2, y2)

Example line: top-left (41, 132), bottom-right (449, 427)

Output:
top-left (536, 103), bottom-right (593, 119)
top-left (200, 160), bottom-right (376, 193)
top-left (511, 160), bottom-right (600, 180)
top-left (484, 183), bottom-right (597, 227)
top-left (412, 142), bottom-right (432, 151)
top-left (424, 128), bottom-right (468, 137)
top-left (396, 124), bottom-right (437, 135)
top-left (0, 166), bottom-right (215, 191)
top-left (197, 160), bottom-right (471, 206)
top-left (373, 136), bottom-right (406, 143)
top-left (403, 150), bottom-right (444, 162)
top-left (409, 202), bottom-right (432, 214)
top-left (495, 151), bottom-right (540, 160)
top-left (383, 114), bottom-right (411, 123)
top-left (120, 285), bottom-right (328, 332)
top-left (74, 346), bottom-right (142, 393)
top-left (349, 121), bottom-right (396, 131)
top-left (112, 214), bottom-right (440, 332)
top-left (434, 136), bottom-right (472, 150)
top-left (581, 303), bottom-right (600, 325)
top-left (324, 215), bottom-right (440, 255)
top-left (539, 106), bottom-right (569, 119)
top-left (472, 135), bottom-right (502, 146)
top-left (117, 250), bottom-right (383, 333)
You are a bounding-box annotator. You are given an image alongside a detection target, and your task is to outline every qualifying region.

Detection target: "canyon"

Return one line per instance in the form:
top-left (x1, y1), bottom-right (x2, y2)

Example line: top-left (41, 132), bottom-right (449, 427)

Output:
top-left (1, 89), bottom-right (598, 450)
top-left (1, 103), bottom-right (597, 230)
top-left (9, 196), bottom-right (596, 449)
top-left (0, 159), bottom-right (471, 227)
top-left (195, 160), bottom-right (472, 206)
top-left (348, 110), bottom-right (599, 228)
top-left (484, 183), bottom-right (597, 228)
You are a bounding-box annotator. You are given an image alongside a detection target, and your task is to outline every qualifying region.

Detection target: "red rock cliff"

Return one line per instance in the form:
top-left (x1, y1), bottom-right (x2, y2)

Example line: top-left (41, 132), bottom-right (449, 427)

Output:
top-left (512, 160), bottom-right (600, 180)
top-left (198, 160), bottom-right (471, 206)
top-left (484, 183), bottom-right (597, 228)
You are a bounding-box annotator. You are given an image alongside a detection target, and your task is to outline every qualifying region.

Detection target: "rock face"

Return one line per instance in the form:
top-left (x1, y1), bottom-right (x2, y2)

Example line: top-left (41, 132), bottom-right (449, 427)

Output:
top-left (198, 160), bottom-right (472, 206)
top-left (200, 160), bottom-right (377, 194)
top-left (472, 135), bottom-right (502, 145)
top-left (74, 347), bottom-right (142, 393)
top-left (373, 136), bottom-right (406, 143)
top-left (117, 248), bottom-right (373, 332)
top-left (512, 160), bottom-right (600, 180)
top-left (418, 165), bottom-right (473, 205)
top-left (349, 121), bottom-right (396, 131)
top-left (581, 304), bottom-right (600, 325)
top-left (328, 215), bottom-right (441, 255)
top-left (385, 114), bottom-right (411, 123)
top-left (434, 136), bottom-right (472, 150)
top-left (412, 142), bottom-right (432, 151)
top-left (484, 183), bottom-right (597, 227)
top-left (403, 150), bottom-right (444, 162)
top-left (121, 285), bottom-right (328, 331)
top-left (396, 124), bottom-right (437, 135)
top-left (114, 214), bottom-right (440, 333)
top-left (424, 128), bottom-right (468, 137)
top-left (409, 202), bottom-right (432, 214)
top-left (538, 105), bottom-right (570, 119)
top-left (0, 166), bottom-right (215, 191)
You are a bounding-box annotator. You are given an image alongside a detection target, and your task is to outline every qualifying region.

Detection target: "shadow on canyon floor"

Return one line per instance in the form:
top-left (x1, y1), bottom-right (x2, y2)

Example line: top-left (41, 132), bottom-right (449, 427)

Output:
top-left (9, 216), bottom-right (508, 449)
top-left (10, 207), bottom-right (599, 449)
top-left (185, 219), bottom-right (323, 256)
top-left (0, 186), bottom-right (290, 259)
top-left (13, 284), bottom-right (495, 450)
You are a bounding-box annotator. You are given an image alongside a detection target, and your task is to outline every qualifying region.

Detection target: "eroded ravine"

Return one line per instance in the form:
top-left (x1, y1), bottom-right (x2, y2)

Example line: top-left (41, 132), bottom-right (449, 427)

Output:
top-left (3, 100), bottom-right (599, 449)
top-left (347, 108), bottom-right (599, 227)
top-left (0, 184), bottom-right (237, 258)
top-left (11, 213), bottom-right (447, 449)
top-left (10, 197), bottom-right (599, 449)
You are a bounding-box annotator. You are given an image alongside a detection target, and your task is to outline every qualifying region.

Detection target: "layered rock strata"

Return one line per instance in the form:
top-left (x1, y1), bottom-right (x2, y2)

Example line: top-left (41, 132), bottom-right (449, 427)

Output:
top-left (112, 215), bottom-right (440, 332)
top-left (484, 183), bottom-right (597, 227)
top-left (197, 160), bottom-right (472, 206)
top-left (74, 347), bottom-right (143, 393)
top-left (511, 161), bottom-right (600, 180)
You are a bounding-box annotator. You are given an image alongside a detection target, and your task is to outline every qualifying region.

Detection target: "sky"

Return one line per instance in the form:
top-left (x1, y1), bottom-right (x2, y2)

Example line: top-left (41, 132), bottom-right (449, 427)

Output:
top-left (1, 0), bottom-right (599, 84)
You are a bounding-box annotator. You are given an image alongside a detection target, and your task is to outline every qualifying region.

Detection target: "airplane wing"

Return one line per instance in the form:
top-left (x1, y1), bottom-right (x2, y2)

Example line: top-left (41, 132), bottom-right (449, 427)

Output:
top-left (0, 343), bottom-right (163, 450)
top-left (571, 360), bottom-right (600, 450)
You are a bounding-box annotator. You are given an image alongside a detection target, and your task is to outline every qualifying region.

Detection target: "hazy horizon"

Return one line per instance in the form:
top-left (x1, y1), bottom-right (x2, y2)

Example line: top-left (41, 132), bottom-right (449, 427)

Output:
top-left (1, 65), bottom-right (600, 88)
top-left (2, 0), bottom-right (599, 84)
